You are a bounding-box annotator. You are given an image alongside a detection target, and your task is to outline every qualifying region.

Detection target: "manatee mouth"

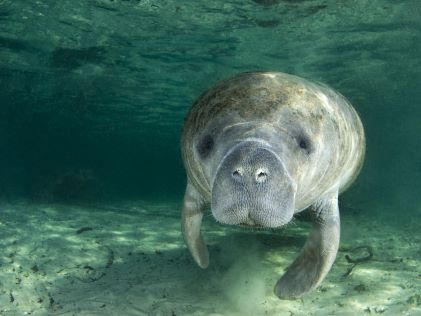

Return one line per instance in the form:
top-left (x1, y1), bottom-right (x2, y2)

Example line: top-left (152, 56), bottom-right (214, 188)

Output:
top-left (214, 203), bottom-right (295, 228)
top-left (211, 141), bottom-right (296, 228)
top-left (238, 215), bottom-right (262, 228)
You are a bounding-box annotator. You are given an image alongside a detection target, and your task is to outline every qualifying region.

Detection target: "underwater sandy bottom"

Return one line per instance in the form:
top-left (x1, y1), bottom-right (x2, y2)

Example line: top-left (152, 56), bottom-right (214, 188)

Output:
top-left (0, 199), bottom-right (420, 316)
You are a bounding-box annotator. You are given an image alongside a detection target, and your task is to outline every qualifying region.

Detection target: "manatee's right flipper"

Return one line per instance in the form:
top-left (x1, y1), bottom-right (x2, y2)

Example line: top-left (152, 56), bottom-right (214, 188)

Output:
top-left (181, 181), bottom-right (209, 268)
top-left (274, 191), bottom-right (340, 299)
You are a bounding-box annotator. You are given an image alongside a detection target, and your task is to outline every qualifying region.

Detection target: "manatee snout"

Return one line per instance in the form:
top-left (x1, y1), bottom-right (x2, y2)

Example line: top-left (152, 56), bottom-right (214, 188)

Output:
top-left (211, 142), bottom-right (296, 228)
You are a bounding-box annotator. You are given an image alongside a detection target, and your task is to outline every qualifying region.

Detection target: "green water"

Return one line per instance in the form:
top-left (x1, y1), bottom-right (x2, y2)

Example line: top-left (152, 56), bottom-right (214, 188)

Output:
top-left (0, 1), bottom-right (420, 315)
top-left (1, 0), bottom-right (420, 208)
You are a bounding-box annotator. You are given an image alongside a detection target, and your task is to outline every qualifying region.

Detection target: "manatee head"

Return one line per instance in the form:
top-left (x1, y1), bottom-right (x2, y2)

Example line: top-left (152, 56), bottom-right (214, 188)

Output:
top-left (186, 73), bottom-right (329, 229)
top-left (195, 119), bottom-right (311, 228)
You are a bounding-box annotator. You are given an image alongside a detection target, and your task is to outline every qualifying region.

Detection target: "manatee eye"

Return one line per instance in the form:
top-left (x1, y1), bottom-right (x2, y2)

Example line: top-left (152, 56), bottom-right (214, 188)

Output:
top-left (299, 139), bottom-right (307, 149)
top-left (297, 135), bottom-right (313, 154)
top-left (197, 135), bottom-right (214, 158)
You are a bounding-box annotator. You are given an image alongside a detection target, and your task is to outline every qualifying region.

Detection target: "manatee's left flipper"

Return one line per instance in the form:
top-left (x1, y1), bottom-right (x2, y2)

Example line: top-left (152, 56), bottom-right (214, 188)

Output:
top-left (275, 191), bottom-right (340, 299)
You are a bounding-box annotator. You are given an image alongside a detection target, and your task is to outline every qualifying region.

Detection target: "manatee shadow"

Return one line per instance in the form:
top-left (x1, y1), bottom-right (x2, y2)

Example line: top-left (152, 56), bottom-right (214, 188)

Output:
top-left (44, 228), bottom-right (309, 315)
top-left (50, 46), bottom-right (107, 70)
top-left (0, 36), bottom-right (37, 52)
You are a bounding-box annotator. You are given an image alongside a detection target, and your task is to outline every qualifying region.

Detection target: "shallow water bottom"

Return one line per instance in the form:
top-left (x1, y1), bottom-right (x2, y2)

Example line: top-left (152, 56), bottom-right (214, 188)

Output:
top-left (0, 200), bottom-right (420, 316)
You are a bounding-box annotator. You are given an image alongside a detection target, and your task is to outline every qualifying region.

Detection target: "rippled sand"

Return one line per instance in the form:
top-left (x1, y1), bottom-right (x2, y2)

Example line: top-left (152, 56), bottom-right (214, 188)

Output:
top-left (0, 200), bottom-right (419, 315)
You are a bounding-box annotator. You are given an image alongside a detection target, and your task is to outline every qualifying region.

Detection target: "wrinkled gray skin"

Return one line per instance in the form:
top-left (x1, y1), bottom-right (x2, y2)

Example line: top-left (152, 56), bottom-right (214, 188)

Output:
top-left (180, 72), bottom-right (365, 299)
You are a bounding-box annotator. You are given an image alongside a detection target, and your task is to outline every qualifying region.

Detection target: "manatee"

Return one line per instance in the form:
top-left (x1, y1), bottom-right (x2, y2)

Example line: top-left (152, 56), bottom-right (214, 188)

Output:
top-left (180, 71), bottom-right (365, 299)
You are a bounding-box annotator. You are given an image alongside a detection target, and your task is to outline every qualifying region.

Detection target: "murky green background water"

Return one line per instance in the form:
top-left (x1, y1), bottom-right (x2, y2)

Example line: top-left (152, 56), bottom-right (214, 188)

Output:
top-left (0, 1), bottom-right (420, 210)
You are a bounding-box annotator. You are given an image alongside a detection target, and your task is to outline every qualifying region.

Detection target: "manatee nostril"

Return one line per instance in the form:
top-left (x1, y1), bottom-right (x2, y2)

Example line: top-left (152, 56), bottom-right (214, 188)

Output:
top-left (255, 169), bottom-right (268, 183)
top-left (232, 169), bottom-right (243, 179)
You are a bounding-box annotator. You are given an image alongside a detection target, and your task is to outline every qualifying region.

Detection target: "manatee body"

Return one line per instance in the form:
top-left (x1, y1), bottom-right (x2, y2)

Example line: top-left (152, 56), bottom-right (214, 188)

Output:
top-left (180, 72), bottom-right (365, 299)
